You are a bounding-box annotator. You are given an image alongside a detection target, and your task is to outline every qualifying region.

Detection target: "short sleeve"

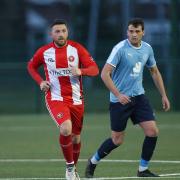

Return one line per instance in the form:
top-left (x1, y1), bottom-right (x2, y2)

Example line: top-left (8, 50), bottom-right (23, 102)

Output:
top-left (77, 43), bottom-right (97, 67)
top-left (30, 48), bottom-right (44, 68)
top-left (106, 46), bottom-right (122, 67)
top-left (146, 46), bottom-right (156, 68)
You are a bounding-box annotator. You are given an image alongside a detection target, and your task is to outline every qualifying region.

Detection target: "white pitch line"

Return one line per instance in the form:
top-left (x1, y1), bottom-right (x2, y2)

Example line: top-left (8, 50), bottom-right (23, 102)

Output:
top-left (101, 159), bottom-right (180, 164)
top-left (0, 159), bottom-right (180, 163)
top-left (160, 173), bottom-right (180, 177)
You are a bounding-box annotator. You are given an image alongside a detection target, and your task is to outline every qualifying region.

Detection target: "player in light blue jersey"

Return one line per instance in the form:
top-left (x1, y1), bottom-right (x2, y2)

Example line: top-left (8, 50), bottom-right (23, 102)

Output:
top-left (85, 18), bottom-right (170, 178)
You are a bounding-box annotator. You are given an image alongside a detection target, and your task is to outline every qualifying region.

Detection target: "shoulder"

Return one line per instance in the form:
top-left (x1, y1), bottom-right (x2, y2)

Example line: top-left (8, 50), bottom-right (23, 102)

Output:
top-left (68, 40), bottom-right (89, 53)
top-left (114, 40), bottom-right (126, 50)
top-left (141, 41), bottom-right (153, 49)
top-left (110, 40), bottom-right (127, 55)
top-left (68, 40), bottom-right (84, 48)
top-left (35, 42), bottom-right (54, 54)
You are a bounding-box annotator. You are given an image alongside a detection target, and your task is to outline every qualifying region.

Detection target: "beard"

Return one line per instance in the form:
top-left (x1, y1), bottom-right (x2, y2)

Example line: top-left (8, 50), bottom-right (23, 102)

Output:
top-left (54, 37), bottom-right (67, 47)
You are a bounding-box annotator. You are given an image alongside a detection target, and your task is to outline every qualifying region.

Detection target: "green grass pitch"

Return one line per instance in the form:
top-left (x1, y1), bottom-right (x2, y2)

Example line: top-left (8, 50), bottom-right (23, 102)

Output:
top-left (0, 112), bottom-right (180, 179)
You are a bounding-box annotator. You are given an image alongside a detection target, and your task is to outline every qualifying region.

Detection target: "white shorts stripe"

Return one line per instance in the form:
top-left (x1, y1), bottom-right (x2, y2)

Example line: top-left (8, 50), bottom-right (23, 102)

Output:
top-left (45, 96), bottom-right (59, 127)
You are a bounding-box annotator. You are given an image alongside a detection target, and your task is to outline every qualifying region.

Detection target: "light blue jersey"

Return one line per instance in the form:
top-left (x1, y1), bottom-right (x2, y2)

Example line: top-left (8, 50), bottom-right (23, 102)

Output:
top-left (106, 39), bottom-right (156, 102)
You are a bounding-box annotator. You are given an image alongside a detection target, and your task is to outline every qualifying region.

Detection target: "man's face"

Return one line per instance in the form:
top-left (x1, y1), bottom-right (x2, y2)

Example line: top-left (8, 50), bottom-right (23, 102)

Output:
top-left (50, 24), bottom-right (68, 47)
top-left (127, 25), bottom-right (144, 47)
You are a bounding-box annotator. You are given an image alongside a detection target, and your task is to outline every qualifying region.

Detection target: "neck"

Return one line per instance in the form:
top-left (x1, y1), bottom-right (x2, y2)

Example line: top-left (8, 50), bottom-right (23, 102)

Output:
top-left (128, 39), bottom-right (141, 47)
top-left (132, 43), bottom-right (141, 47)
top-left (54, 41), bottom-right (67, 48)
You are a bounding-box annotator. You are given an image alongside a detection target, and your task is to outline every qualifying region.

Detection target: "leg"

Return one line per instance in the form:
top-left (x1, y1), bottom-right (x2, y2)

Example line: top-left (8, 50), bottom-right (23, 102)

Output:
top-left (70, 103), bottom-right (84, 180)
top-left (85, 131), bottom-right (125, 178)
top-left (85, 102), bottom-right (131, 178)
top-left (72, 134), bottom-right (81, 180)
top-left (131, 95), bottom-right (159, 177)
top-left (70, 103), bottom-right (84, 165)
top-left (59, 120), bottom-right (77, 180)
top-left (139, 121), bottom-right (159, 164)
top-left (72, 134), bottom-right (81, 165)
top-left (45, 99), bottom-right (76, 179)
top-left (59, 120), bottom-right (74, 164)
top-left (93, 131), bottom-right (124, 161)
top-left (138, 120), bottom-right (159, 177)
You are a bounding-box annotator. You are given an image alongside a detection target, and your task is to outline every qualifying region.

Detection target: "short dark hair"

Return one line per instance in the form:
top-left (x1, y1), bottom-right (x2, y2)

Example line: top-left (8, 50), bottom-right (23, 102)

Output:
top-left (50, 19), bottom-right (68, 28)
top-left (128, 18), bottom-right (144, 31)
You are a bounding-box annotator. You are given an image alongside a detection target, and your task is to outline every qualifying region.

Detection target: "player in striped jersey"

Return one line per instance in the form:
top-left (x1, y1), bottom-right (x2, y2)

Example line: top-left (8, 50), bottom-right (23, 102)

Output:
top-left (27, 19), bottom-right (99, 180)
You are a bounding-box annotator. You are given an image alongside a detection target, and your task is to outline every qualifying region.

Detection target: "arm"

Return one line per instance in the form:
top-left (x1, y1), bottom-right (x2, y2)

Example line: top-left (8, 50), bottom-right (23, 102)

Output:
top-left (101, 63), bottom-right (131, 105)
top-left (71, 64), bottom-right (99, 76)
top-left (27, 60), bottom-right (50, 92)
top-left (27, 49), bottom-right (50, 92)
top-left (27, 60), bottom-right (44, 85)
top-left (71, 43), bottom-right (99, 76)
top-left (149, 65), bottom-right (170, 111)
top-left (80, 64), bottom-right (99, 76)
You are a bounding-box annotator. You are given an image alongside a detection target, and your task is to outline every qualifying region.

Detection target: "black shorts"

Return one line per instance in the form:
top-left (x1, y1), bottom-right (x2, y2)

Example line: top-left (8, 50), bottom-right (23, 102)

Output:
top-left (109, 94), bottom-right (155, 132)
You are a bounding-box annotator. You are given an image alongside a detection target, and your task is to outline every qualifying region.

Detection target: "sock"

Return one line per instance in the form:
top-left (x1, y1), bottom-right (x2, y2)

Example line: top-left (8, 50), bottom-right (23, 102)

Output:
top-left (59, 134), bottom-right (74, 164)
top-left (139, 158), bottom-right (148, 172)
top-left (73, 143), bottom-right (81, 165)
top-left (91, 152), bottom-right (100, 164)
top-left (139, 136), bottom-right (158, 171)
top-left (91, 138), bottom-right (118, 164)
top-left (66, 163), bottom-right (75, 172)
top-left (141, 136), bottom-right (157, 161)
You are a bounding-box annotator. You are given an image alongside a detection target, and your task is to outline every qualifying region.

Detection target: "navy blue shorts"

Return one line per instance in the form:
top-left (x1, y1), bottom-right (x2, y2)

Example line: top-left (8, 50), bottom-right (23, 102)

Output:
top-left (109, 94), bottom-right (155, 132)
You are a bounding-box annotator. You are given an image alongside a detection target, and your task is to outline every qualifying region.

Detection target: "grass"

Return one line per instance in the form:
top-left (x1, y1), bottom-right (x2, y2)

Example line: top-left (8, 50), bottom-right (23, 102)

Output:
top-left (0, 112), bottom-right (180, 179)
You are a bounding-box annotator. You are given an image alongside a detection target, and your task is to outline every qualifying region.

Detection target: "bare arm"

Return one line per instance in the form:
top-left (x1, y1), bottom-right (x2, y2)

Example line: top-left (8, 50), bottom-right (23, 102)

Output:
top-left (101, 63), bottom-right (131, 105)
top-left (149, 65), bottom-right (170, 111)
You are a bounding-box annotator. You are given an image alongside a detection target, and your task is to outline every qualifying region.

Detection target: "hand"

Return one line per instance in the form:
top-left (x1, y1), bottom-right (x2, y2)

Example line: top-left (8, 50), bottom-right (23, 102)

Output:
top-left (162, 95), bottom-right (170, 111)
top-left (40, 81), bottom-right (51, 92)
top-left (71, 67), bottom-right (82, 76)
top-left (117, 94), bottom-right (131, 105)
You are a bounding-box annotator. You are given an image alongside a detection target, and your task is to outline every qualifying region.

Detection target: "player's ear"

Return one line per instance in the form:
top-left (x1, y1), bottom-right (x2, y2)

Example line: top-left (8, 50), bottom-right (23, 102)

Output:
top-left (126, 29), bottom-right (129, 36)
top-left (143, 30), bottom-right (145, 36)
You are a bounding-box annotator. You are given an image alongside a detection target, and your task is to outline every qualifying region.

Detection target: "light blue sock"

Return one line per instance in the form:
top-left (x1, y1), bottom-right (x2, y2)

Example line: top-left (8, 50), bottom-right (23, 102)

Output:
top-left (91, 152), bottom-right (100, 164)
top-left (139, 158), bottom-right (149, 172)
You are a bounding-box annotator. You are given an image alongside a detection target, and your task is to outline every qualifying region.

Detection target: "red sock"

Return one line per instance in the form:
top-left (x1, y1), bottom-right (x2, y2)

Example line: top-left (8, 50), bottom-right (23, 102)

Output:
top-left (73, 143), bottom-right (81, 164)
top-left (59, 134), bottom-right (74, 164)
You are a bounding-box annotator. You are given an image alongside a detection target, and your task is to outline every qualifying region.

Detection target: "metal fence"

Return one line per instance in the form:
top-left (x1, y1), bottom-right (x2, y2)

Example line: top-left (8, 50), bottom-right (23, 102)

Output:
top-left (0, 61), bottom-right (179, 114)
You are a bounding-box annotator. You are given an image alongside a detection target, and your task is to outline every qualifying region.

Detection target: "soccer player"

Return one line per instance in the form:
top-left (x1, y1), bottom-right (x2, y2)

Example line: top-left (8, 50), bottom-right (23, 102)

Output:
top-left (27, 19), bottom-right (99, 180)
top-left (85, 18), bottom-right (170, 178)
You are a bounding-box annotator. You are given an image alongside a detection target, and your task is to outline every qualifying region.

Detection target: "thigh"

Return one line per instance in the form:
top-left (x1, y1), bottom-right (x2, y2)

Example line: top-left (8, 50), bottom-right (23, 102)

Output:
top-left (109, 102), bottom-right (133, 132)
top-left (131, 95), bottom-right (155, 124)
top-left (70, 103), bottom-right (84, 135)
top-left (46, 99), bottom-right (71, 127)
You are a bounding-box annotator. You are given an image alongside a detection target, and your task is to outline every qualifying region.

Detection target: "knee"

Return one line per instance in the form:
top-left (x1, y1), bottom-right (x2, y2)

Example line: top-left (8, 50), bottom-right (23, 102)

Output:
top-left (111, 134), bottom-right (124, 146)
top-left (60, 127), bottom-right (71, 136)
top-left (145, 127), bottom-right (159, 137)
top-left (60, 120), bottom-right (72, 136)
top-left (72, 135), bottom-right (81, 144)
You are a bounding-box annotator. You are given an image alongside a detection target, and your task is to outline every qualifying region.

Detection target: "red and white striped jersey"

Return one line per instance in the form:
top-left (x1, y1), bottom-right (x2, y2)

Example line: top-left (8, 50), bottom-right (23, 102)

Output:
top-left (27, 40), bottom-right (99, 105)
